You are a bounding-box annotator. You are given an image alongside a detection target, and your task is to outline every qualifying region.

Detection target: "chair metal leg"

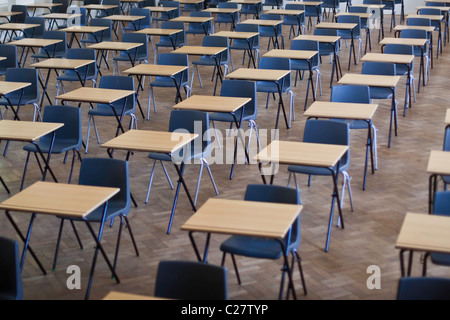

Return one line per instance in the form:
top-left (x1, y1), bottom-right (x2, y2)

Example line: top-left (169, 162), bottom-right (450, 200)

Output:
top-left (145, 159), bottom-right (158, 204)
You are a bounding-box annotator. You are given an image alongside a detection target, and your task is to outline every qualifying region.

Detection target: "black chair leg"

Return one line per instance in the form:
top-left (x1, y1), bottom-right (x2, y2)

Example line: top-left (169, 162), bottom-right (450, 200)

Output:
top-left (422, 252), bottom-right (430, 276)
top-left (124, 215), bottom-right (139, 257)
top-left (230, 254), bottom-right (242, 285)
top-left (294, 251), bottom-right (307, 295)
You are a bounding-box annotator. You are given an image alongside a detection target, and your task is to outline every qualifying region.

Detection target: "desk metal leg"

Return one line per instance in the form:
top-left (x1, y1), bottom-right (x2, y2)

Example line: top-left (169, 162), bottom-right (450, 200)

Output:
top-left (274, 78), bottom-right (290, 130)
top-left (325, 161), bottom-right (344, 252)
top-left (388, 87), bottom-right (397, 148)
top-left (363, 119), bottom-right (375, 191)
top-left (429, 173), bottom-right (438, 214)
top-left (229, 110), bottom-right (250, 180)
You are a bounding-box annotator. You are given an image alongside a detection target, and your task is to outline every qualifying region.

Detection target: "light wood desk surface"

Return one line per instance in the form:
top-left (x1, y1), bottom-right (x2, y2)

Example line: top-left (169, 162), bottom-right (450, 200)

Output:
top-left (0, 81), bottom-right (31, 96)
top-left (30, 58), bottom-right (95, 70)
top-left (226, 67), bottom-right (290, 82)
top-left (380, 37), bottom-right (428, 47)
top-left (134, 27), bottom-right (183, 36)
top-left (173, 94), bottom-right (251, 113)
top-left (304, 101), bottom-right (378, 120)
top-left (123, 64), bottom-right (187, 77)
top-left (204, 8), bottom-right (240, 14)
top-left (263, 48), bottom-right (318, 60)
top-left (338, 73), bottom-right (401, 88)
top-left (264, 9), bottom-right (305, 15)
top-left (240, 19), bottom-right (283, 26)
top-left (143, 6), bottom-right (177, 12)
top-left (424, 0), bottom-right (450, 3)
top-left (0, 181), bottom-right (119, 219)
top-left (102, 15), bottom-right (146, 22)
top-left (8, 38), bottom-right (62, 48)
top-left (360, 52), bottom-right (414, 65)
top-left (255, 140), bottom-right (348, 168)
top-left (172, 45), bottom-right (227, 56)
top-left (393, 25), bottom-right (435, 33)
top-left (416, 5), bottom-right (450, 12)
top-left (174, 0), bottom-right (204, 3)
top-left (315, 22), bottom-right (358, 30)
top-left (0, 11), bottom-right (21, 18)
top-left (86, 41), bottom-right (143, 51)
top-left (170, 16), bottom-right (214, 23)
top-left (40, 13), bottom-right (82, 20)
top-left (0, 23), bottom-right (41, 31)
top-left (395, 212), bottom-right (450, 254)
top-left (181, 198), bottom-right (302, 239)
top-left (60, 25), bottom-right (109, 34)
top-left (0, 119), bottom-right (63, 142)
top-left (81, 4), bottom-right (119, 10)
top-left (293, 34), bottom-right (341, 43)
top-left (103, 291), bottom-right (167, 300)
top-left (100, 129), bottom-right (198, 154)
top-left (229, 0), bottom-right (262, 4)
top-left (213, 31), bottom-right (259, 40)
top-left (335, 12), bottom-right (373, 19)
top-left (427, 150), bottom-right (450, 176)
top-left (292, 1), bottom-right (322, 5)
top-left (354, 4), bottom-right (385, 9)
top-left (56, 87), bottom-right (135, 105)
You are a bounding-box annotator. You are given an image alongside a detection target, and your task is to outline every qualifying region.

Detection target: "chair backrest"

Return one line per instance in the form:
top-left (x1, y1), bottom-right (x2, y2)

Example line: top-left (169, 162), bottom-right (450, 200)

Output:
top-left (163, 1), bottom-right (180, 18)
top-left (303, 119), bottom-right (350, 166)
top-left (444, 126), bottom-right (450, 152)
top-left (433, 191), bottom-right (450, 216)
top-left (41, 30), bottom-right (67, 57)
top-left (220, 79), bottom-right (257, 120)
top-left (66, 48), bottom-right (98, 78)
top-left (397, 277), bottom-right (450, 300)
top-left (5, 68), bottom-right (39, 102)
top-left (331, 85), bottom-right (371, 103)
top-left (0, 236), bottom-right (23, 300)
top-left (78, 158), bottom-right (130, 213)
top-left (121, 32), bottom-right (148, 60)
top-left (362, 0), bottom-right (382, 4)
top-left (39, 105), bottom-right (82, 148)
top-left (290, 39), bottom-right (319, 68)
top-left (10, 5), bottom-right (27, 23)
top-left (284, 3), bottom-right (305, 24)
top-left (101, 0), bottom-right (121, 15)
top-left (244, 184), bottom-right (302, 249)
top-left (234, 23), bottom-right (260, 47)
top-left (258, 56), bottom-right (291, 89)
top-left (24, 16), bottom-right (46, 38)
top-left (139, 0), bottom-right (156, 7)
top-left (154, 260), bottom-right (228, 300)
top-left (260, 13), bottom-right (282, 35)
top-left (313, 28), bottom-right (340, 54)
top-left (336, 15), bottom-right (361, 37)
top-left (419, 8), bottom-right (442, 15)
top-left (168, 110), bottom-right (210, 160)
top-left (361, 61), bottom-right (396, 76)
top-left (159, 21), bottom-right (186, 46)
top-left (98, 75), bottom-right (135, 111)
top-left (348, 5), bottom-right (369, 13)
top-left (156, 53), bottom-right (189, 85)
top-left (188, 11), bottom-right (213, 34)
top-left (201, 35), bottom-right (229, 63)
top-left (384, 43), bottom-right (414, 55)
top-left (0, 44), bottom-right (18, 73)
top-left (129, 7), bottom-right (152, 28)
top-left (406, 17), bottom-right (432, 27)
top-left (52, 0), bottom-right (69, 13)
top-left (66, 6), bottom-right (87, 26)
top-left (89, 18), bottom-right (113, 42)
top-left (401, 28), bottom-right (429, 39)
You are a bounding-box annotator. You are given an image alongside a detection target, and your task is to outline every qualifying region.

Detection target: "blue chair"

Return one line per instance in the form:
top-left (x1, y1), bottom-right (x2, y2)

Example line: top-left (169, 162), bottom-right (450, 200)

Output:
top-left (349, 5), bottom-right (372, 52)
top-left (182, 0), bottom-right (204, 12)
top-left (381, 0), bottom-right (396, 31)
top-left (210, 79), bottom-right (259, 154)
top-left (97, 0), bottom-right (121, 17)
top-left (322, 0), bottom-right (340, 20)
top-left (80, 18), bottom-right (113, 45)
top-left (421, 191), bottom-right (450, 276)
top-left (56, 48), bottom-right (99, 97)
top-left (400, 28), bottom-right (430, 84)
top-left (85, 76), bottom-right (137, 153)
top-left (264, 0), bottom-right (283, 8)
top-left (419, 8), bottom-right (444, 56)
top-left (290, 39), bottom-right (322, 97)
top-left (337, 15), bottom-right (363, 65)
top-left (148, 53), bottom-right (190, 118)
top-left (22, 105), bottom-right (83, 184)
top-left (191, 35), bottom-right (230, 92)
top-left (9, 5), bottom-right (27, 23)
top-left (229, 23), bottom-right (260, 69)
top-left (397, 277), bottom-right (450, 300)
top-left (287, 119), bottom-right (353, 212)
top-left (0, 68), bottom-right (41, 121)
top-left (13, 16), bottom-right (45, 40)
top-left (154, 260), bottom-right (228, 300)
top-left (0, 44), bottom-right (18, 76)
top-left (0, 236), bottom-right (23, 300)
top-left (283, 3), bottom-right (306, 39)
top-left (215, 2), bottom-right (239, 31)
top-left (145, 110), bottom-right (218, 206)
top-left (186, 11), bottom-right (213, 36)
top-left (257, 57), bottom-right (295, 127)
top-left (154, 20), bottom-right (186, 63)
top-left (51, 0), bottom-right (69, 14)
top-left (313, 28), bottom-right (340, 67)
top-left (304, 0), bottom-right (322, 29)
top-left (259, 14), bottom-right (284, 50)
top-left (31, 30), bottom-right (67, 61)
top-left (112, 32), bottom-right (148, 75)
top-left (52, 157), bottom-right (139, 273)
top-left (441, 129), bottom-right (450, 189)
top-left (330, 84), bottom-right (378, 171)
top-left (123, 7), bottom-right (152, 31)
top-left (64, 6), bottom-right (87, 28)
top-left (239, 1), bottom-right (262, 19)
top-left (220, 184), bottom-right (307, 300)
top-left (153, 1), bottom-right (180, 26)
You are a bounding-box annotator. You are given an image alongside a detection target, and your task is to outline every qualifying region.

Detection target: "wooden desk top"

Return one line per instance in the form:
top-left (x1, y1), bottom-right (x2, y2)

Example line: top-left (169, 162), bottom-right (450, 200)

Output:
top-left (393, 25), bottom-right (436, 32)
top-left (0, 23), bottom-right (41, 31)
top-left (81, 4), bottom-right (119, 10)
top-left (30, 58), bottom-right (95, 70)
top-left (40, 13), bottom-right (82, 20)
top-left (263, 48), bottom-right (318, 60)
top-left (100, 129), bottom-right (198, 154)
top-left (226, 68), bottom-right (290, 82)
top-left (0, 81), bottom-right (31, 96)
top-left (134, 27), bottom-right (183, 36)
top-left (315, 22), bottom-right (358, 30)
top-left (60, 25), bottom-right (109, 33)
top-left (8, 38), bottom-right (62, 48)
top-left (425, 0), bottom-right (450, 3)
top-left (0, 181), bottom-right (119, 219)
top-left (204, 8), bottom-right (240, 13)
top-left (395, 212), bottom-right (450, 254)
top-left (174, 0), bottom-right (204, 3)
top-left (241, 19), bottom-right (283, 26)
top-left (416, 5), bottom-right (450, 12)
top-left (255, 140), bottom-right (348, 168)
top-left (213, 31), bottom-right (259, 39)
top-left (87, 41), bottom-right (143, 51)
top-left (335, 12), bottom-right (373, 19)
top-left (25, 3), bottom-right (62, 8)
top-left (173, 94), bottom-right (251, 113)
top-left (0, 11), bottom-right (23, 18)
top-left (293, 34), bottom-right (341, 43)
top-left (427, 150), bottom-right (450, 175)
top-left (229, 0), bottom-right (262, 4)
top-left (0, 120), bottom-right (63, 142)
top-left (181, 198), bottom-right (302, 239)
top-left (304, 101), bottom-right (378, 120)
top-left (445, 108), bottom-right (450, 125)
top-left (143, 6), bottom-right (177, 12)
top-left (103, 291), bottom-right (167, 300)
top-left (56, 87), bottom-right (135, 104)
top-left (380, 37), bottom-right (428, 46)
top-left (360, 52), bottom-right (414, 65)
top-left (292, 1), bottom-right (323, 5)
top-left (354, 3), bottom-right (385, 8)
top-left (103, 15), bottom-right (146, 22)
top-left (338, 73), bottom-right (401, 88)
top-left (172, 45), bottom-right (227, 56)
top-left (170, 16), bottom-right (214, 23)
top-left (406, 14), bottom-right (444, 21)
top-left (264, 9), bottom-right (305, 15)
top-left (123, 64), bottom-right (187, 77)
top-left (0, 57), bottom-right (5, 62)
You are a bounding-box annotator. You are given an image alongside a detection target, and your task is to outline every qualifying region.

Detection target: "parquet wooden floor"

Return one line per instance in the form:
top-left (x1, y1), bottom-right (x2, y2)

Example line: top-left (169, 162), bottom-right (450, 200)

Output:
top-left (1, 7), bottom-right (450, 301)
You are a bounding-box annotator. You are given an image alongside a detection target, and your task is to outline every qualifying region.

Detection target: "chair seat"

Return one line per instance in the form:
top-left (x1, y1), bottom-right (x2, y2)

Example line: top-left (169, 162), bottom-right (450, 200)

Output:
top-left (57, 70), bottom-right (97, 82)
top-left (209, 110), bottom-right (254, 122)
top-left (23, 139), bottom-right (81, 154)
top-left (150, 78), bottom-right (187, 88)
top-left (31, 51), bottom-right (66, 59)
top-left (257, 81), bottom-right (287, 93)
top-left (63, 200), bottom-right (128, 222)
top-left (369, 87), bottom-right (394, 100)
top-left (220, 235), bottom-right (285, 260)
top-left (88, 104), bottom-right (134, 116)
top-left (113, 53), bottom-right (146, 62)
top-left (148, 152), bottom-right (172, 161)
top-left (431, 252), bottom-right (450, 266)
top-left (192, 57), bottom-right (226, 66)
top-left (331, 119), bottom-right (369, 130)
